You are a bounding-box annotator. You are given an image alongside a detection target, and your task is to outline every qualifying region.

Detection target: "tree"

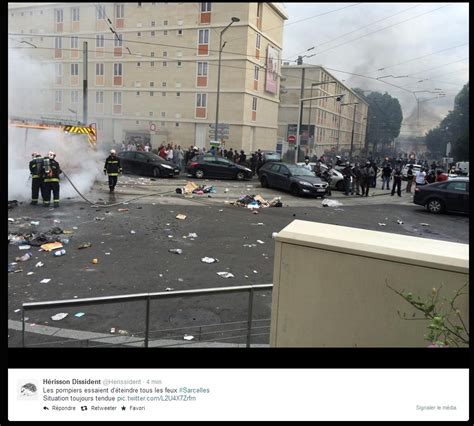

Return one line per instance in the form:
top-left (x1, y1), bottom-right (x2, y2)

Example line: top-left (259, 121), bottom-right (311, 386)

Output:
top-left (353, 89), bottom-right (403, 156)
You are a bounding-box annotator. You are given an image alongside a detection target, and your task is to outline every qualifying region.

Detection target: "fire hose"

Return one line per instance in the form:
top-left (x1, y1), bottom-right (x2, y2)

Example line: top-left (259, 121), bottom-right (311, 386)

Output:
top-left (61, 171), bottom-right (176, 208)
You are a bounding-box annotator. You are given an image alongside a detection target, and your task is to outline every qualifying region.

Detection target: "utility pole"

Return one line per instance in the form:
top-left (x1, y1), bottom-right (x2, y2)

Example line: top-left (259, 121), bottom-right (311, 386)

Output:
top-left (349, 103), bottom-right (358, 161)
top-left (297, 61), bottom-right (305, 163)
top-left (82, 41), bottom-right (88, 125)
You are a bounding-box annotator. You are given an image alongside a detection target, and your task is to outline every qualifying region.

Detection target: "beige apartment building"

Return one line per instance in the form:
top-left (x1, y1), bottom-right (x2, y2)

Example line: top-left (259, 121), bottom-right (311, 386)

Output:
top-left (8, 2), bottom-right (288, 152)
top-left (278, 65), bottom-right (369, 159)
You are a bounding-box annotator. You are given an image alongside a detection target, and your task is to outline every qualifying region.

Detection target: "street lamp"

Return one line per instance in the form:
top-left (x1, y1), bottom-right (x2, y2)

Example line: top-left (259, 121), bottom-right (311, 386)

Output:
top-left (214, 16), bottom-right (240, 144)
top-left (340, 102), bottom-right (359, 161)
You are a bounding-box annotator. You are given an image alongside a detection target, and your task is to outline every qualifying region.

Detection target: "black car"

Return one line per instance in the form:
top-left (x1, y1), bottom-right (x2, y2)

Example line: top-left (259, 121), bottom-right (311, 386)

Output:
top-left (258, 162), bottom-right (328, 197)
top-left (186, 155), bottom-right (253, 180)
top-left (117, 151), bottom-right (179, 178)
top-left (413, 178), bottom-right (469, 214)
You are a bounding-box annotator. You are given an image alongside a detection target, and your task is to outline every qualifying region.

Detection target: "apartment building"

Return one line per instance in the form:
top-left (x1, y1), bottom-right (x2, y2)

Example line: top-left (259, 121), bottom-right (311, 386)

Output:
top-left (278, 65), bottom-right (369, 159)
top-left (8, 2), bottom-right (288, 152)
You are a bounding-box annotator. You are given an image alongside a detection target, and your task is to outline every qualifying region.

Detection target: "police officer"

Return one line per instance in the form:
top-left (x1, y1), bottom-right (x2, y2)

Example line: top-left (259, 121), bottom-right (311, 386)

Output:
top-left (104, 149), bottom-right (122, 192)
top-left (29, 152), bottom-right (44, 205)
top-left (342, 161), bottom-right (352, 196)
top-left (43, 151), bottom-right (62, 208)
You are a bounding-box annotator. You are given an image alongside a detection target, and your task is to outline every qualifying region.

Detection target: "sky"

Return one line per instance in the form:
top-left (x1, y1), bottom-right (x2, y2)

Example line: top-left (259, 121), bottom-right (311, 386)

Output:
top-left (279, 2), bottom-right (469, 136)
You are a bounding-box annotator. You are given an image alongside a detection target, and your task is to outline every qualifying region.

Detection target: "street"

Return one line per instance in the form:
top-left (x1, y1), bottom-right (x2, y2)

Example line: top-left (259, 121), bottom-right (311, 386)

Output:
top-left (8, 175), bottom-right (469, 347)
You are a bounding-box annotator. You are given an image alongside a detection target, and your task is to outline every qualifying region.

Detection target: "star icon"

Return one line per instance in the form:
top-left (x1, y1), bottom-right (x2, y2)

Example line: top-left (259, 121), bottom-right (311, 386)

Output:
top-left (121, 406), bottom-right (126, 411)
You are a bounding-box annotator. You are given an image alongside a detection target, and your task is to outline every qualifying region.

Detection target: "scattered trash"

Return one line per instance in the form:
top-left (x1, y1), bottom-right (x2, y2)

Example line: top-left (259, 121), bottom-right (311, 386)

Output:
top-left (118, 208), bottom-right (129, 212)
top-left (420, 223), bottom-right (430, 226)
top-left (219, 209), bottom-right (224, 212)
top-left (74, 312), bottom-right (85, 318)
top-left (8, 218), bottom-right (15, 222)
top-left (35, 262), bottom-right (44, 268)
top-left (53, 249), bottom-right (66, 257)
top-left (110, 328), bottom-right (116, 334)
top-left (217, 272), bottom-right (234, 278)
top-left (94, 217), bottom-right (105, 221)
top-left (30, 221), bottom-right (39, 226)
top-left (322, 199), bottom-right (343, 207)
top-left (15, 252), bottom-right (32, 262)
top-left (14, 309), bottom-right (20, 313)
top-left (224, 188), bottom-right (229, 193)
top-left (130, 230), bottom-right (136, 234)
top-left (8, 235), bottom-right (27, 245)
top-left (183, 335), bottom-right (194, 341)
top-left (53, 219), bottom-right (61, 224)
top-left (272, 232), bottom-right (278, 239)
top-left (235, 194), bottom-right (274, 208)
top-left (201, 257), bottom-right (218, 263)
top-left (91, 258), bottom-right (98, 264)
top-left (105, 252), bottom-right (111, 255)
top-left (49, 227), bottom-right (63, 235)
top-left (59, 238), bottom-right (69, 245)
top-left (40, 279), bottom-right (51, 284)
top-left (378, 223), bottom-right (387, 227)
top-left (169, 249), bottom-right (183, 255)
top-left (252, 211), bottom-right (259, 214)
top-left (165, 287), bottom-right (174, 291)
top-left (176, 214), bottom-right (187, 220)
top-left (253, 270), bottom-right (258, 274)
top-left (256, 240), bottom-right (265, 244)
top-left (27, 272), bottom-right (34, 276)
top-left (188, 233), bottom-right (198, 238)
top-left (40, 242), bottom-right (63, 252)
top-left (51, 313), bottom-right (68, 321)
top-left (397, 220), bottom-right (404, 225)
top-left (178, 278), bottom-right (184, 282)
top-left (72, 226), bottom-right (78, 230)
top-left (244, 275), bottom-right (249, 279)
top-left (118, 329), bottom-right (129, 336)
top-left (8, 200), bottom-right (19, 209)
top-left (78, 242), bottom-right (92, 249)
top-left (19, 245), bottom-right (31, 250)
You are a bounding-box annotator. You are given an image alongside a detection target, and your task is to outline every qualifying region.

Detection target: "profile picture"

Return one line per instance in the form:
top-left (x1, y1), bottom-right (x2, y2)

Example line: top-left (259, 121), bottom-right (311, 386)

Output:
top-left (19, 382), bottom-right (38, 399)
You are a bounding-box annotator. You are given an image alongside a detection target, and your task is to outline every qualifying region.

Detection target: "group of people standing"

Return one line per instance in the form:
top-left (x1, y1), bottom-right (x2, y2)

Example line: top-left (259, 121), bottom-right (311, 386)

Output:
top-left (28, 151), bottom-right (62, 208)
top-left (121, 141), bottom-right (151, 153)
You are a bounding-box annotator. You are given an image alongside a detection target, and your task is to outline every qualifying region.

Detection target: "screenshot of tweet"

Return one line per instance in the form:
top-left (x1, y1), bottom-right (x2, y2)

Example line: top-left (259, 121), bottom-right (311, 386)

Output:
top-left (8, 368), bottom-right (468, 421)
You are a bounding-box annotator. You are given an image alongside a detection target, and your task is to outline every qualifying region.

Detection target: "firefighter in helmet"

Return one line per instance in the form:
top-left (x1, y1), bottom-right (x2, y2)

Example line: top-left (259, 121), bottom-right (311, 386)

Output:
top-left (43, 151), bottom-right (62, 208)
top-left (29, 152), bottom-right (44, 205)
top-left (104, 149), bottom-right (122, 192)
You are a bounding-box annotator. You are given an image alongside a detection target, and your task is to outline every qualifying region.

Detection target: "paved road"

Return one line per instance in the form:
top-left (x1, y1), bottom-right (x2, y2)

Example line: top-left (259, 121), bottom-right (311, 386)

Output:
top-left (8, 175), bottom-right (469, 347)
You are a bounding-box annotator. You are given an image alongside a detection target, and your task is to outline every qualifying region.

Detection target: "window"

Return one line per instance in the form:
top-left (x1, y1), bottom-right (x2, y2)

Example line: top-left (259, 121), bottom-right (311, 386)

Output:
top-left (198, 62), bottom-right (208, 76)
top-left (114, 34), bottom-right (123, 47)
top-left (55, 37), bottom-right (62, 49)
top-left (113, 91), bottom-right (122, 104)
top-left (198, 29), bottom-right (209, 44)
top-left (161, 122), bottom-right (165, 126)
top-left (252, 97), bottom-right (257, 111)
top-left (196, 93), bottom-right (207, 107)
top-left (55, 90), bottom-right (62, 103)
top-left (71, 7), bottom-right (80, 21)
top-left (163, 30), bottom-right (168, 36)
top-left (137, 32), bottom-right (141, 37)
top-left (150, 82), bottom-right (155, 87)
top-left (115, 4), bottom-right (124, 19)
top-left (163, 61), bottom-right (167, 67)
top-left (151, 52), bottom-right (155, 57)
top-left (55, 63), bottom-right (63, 80)
top-left (150, 92), bottom-right (154, 96)
top-left (96, 63), bottom-right (104, 76)
top-left (447, 182), bottom-right (468, 192)
top-left (149, 112), bottom-right (153, 117)
top-left (151, 31), bottom-right (155, 36)
top-left (138, 2), bottom-right (142, 6)
top-left (177, 61), bottom-right (182, 67)
top-left (70, 63), bottom-right (79, 76)
top-left (114, 63), bottom-right (123, 76)
top-left (161, 112), bottom-right (166, 117)
top-left (177, 29), bottom-right (183, 36)
top-left (178, 19), bottom-right (183, 26)
top-left (254, 65), bottom-right (259, 80)
top-left (136, 91), bottom-right (140, 96)
top-left (162, 82), bottom-right (166, 87)
top-left (256, 33), bottom-right (261, 49)
top-left (96, 91), bottom-right (104, 104)
top-left (55, 9), bottom-right (63, 23)
top-left (96, 34), bottom-right (105, 47)
top-left (164, 20), bottom-right (168, 25)
top-left (201, 2), bottom-right (211, 12)
top-left (70, 36), bottom-right (79, 49)
top-left (151, 21), bottom-right (155, 26)
top-left (175, 123), bottom-right (180, 127)
top-left (176, 92), bottom-right (181, 97)
top-left (163, 51), bottom-right (168, 57)
top-left (96, 5), bottom-right (106, 20)
top-left (151, 61), bottom-right (155, 67)
top-left (137, 62), bottom-right (141, 67)
top-left (162, 92), bottom-right (166, 96)
top-left (257, 3), bottom-right (262, 18)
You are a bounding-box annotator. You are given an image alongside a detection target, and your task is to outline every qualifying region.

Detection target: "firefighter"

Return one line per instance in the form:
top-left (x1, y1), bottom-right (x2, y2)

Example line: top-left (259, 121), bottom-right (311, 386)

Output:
top-left (43, 151), bottom-right (62, 208)
top-left (29, 152), bottom-right (44, 205)
top-left (104, 149), bottom-right (122, 192)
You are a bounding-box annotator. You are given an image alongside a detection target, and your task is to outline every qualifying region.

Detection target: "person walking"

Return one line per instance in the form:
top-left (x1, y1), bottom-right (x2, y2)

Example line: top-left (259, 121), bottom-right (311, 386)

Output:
top-left (381, 162), bottom-right (392, 190)
top-left (352, 162), bottom-right (362, 196)
top-left (42, 151), bottom-right (62, 208)
top-left (250, 152), bottom-right (258, 176)
top-left (391, 165), bottom-right (402, 197)
top-left (406, 164), bottom-right (414, 193)
top-left (104, 149), bottom-right (122, 193)
top-left (342, 161), bottom-right (352, 196)
top-left (371, 161), bottom-right (378, 188)
top-left (360, 161), bottom-right (371, 197)
top-left (29, 152), bottom-right (44, 205)
top-left (176, 145), bottom-right (185, 171)
top-left (166, 144), bottom-right (174, 162)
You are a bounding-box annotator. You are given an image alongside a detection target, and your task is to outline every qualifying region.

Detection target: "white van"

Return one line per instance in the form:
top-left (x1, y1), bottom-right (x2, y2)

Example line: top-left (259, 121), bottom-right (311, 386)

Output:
top-left (456, 162), bottom-right (469, 175)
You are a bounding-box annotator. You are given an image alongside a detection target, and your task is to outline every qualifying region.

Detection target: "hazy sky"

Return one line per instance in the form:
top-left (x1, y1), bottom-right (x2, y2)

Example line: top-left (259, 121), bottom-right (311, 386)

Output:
top-left (280, 2), bottom-right (469, 135)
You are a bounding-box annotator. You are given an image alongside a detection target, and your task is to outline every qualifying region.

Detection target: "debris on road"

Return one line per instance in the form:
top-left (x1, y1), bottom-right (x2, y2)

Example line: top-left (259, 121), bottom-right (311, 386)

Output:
top-left (15, 252), bottom-right (32, 262)
top-left (118, 329), bottom-right (129, 336)
top-left (378, 223), bottom-right (387, 227)
top-left (165, 287), bottom-right (174, 291)
top-left (188, 233), bottom-right (198, 238)
top-left (78, 242), bottom-right (92, 249)
top-left (91, 258), bottom-right (98, 264)
top-left (176, 214), bottom-right (187, 220)
top-left (118, 208), bottom-right (129, 212)
top-left (169, 249), bottom-right (183, 255)
top-left (8, 200), bottom-right (19, 209)
top-left (74, 312), bottom-right (85, 318)
top-left (94, 217), bottom-right (105, 221)
top-left (27, 272), bottom-right (34, 275)
top-left (183, 335), bottom-right (194, 341)
top-left (256, 240), bottom-right (265, 244)
top-left (397, 220), bottom-right (404, 225)
top-left (53, 249), bottom-right (66, 257)
top-left (420, 223), bottom-right (430, 226)
top-left (201, 257), bottom-right (218, 263)
top-left (253, 270), bottom-right (258, 274)
top-left (272, 232), bottom-right (278, 239)
top-left (130, 230), bottom-right (136, 234)
top-left (51, 313), bottom-right (68, 321)
top-left (110, 328), bottom-right (116, 334)
top-left (322, 199), bottom-right (343, 207)
top-left (217, 272), bottom-right (234, 278)
top-left (30, 221), bottom-right (40, 226)
top-left (35, 262), bottom-right (44, 268)
top-left (40, 242), bottom-right (63, 252)
top-left (40, 279), bottom-right (51, 284)
top-left (19, 245), bottom-right (31, 250)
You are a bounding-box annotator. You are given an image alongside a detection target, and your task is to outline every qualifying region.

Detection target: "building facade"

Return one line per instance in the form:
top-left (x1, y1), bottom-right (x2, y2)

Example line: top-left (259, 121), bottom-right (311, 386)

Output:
top-left (8, 2), bottom-right (288, 152)
top-left (278, 65), bottom-right (369, 160)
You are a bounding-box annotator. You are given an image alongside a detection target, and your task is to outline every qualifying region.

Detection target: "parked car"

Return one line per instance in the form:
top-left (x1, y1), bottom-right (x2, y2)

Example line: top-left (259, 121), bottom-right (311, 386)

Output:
top-left (117, 151), bottom-right (179, 177)
top-left (413, 178), bottom-right (469, 214)
top-left (258, 162), bottom-right (328, 197)
top-left (401, 164), bottom-right (423, 180)
top-left (260, 150), bottom-right (282, 163)
top-left (455, 161), bottom-right (469, 175)
top-left (186, 154), bottom-right (253, 180)
top-left (296, 162), bottom-right (345, 191)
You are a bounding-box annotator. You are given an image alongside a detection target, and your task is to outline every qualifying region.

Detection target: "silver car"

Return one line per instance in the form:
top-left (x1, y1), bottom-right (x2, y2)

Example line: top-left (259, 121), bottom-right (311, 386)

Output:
top-left (297, 162), bottom-right (344, 191)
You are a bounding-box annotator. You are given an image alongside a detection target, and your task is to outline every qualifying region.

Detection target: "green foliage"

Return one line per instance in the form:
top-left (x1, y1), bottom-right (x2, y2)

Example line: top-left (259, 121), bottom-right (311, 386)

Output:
top-left (387, 282), bottom-right (469, 347)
